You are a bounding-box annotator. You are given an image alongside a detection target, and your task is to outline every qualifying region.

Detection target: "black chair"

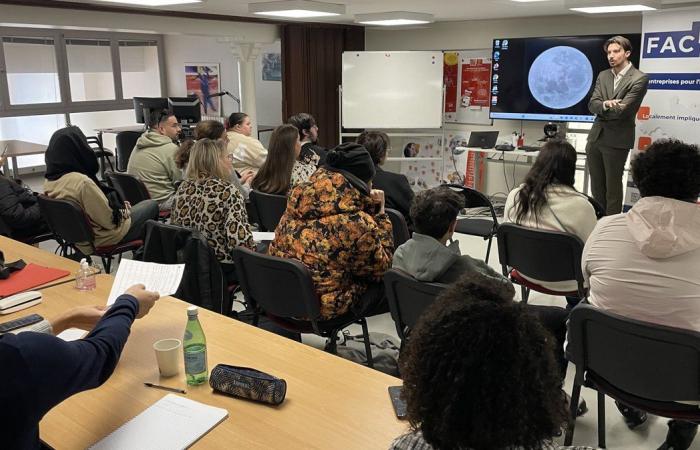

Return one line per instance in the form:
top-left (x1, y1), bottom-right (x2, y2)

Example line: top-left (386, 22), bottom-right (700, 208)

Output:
top-left (248, 190), bottom-right (287, 232)
top-left (586, 194), bottom-right (606, 220)
top-left (385, 208), bottom-right (410, 248)
top-left (496, 223), bottom-right (586, 304)
top-left (104, 171), bottom-right (170, 221)
top-left (115, 130), bottom-right (141, 172)
top-left (565, 304), bottom-right (700, 448)
top-left (0, 215), bottom-right (54, 246)
top-left (383, 268), bottom-right (447, 342)
top-left (86, 135), bottom-right (115, 178)
top-left (444, 184), bottom-right (499, 263)
top-left (37, 195), bottom-right (142, 273)
top-left (232, 247), bottom-right (374, 367)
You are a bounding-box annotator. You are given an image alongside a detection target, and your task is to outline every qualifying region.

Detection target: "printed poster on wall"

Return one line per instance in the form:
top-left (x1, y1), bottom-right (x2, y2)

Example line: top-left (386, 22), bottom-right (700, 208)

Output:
top-left (443, 50), bottom-right (492, 125)
top-left (623, 8), bottom-right (700, 210)
top-left (185, 63), bottom-right (221, 116)
top-left (399, 138), bottom-right (444, 190)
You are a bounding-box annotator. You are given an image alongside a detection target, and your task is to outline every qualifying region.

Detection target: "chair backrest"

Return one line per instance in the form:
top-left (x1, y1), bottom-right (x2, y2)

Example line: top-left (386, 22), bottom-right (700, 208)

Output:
top-left (568, 304), bottom-right (700, 402)
top-left (104, 171), bottom-right (151, 205)
top-left (248, 190), bottom-right (287, 232)
top-left (385, 208), bottom-right (410, 248)
top-left (37, 195), bottom-right (94, 246)
top-left (85, 136), bottom-right (104, 151)
top-left (586, 194), bottom-right (606, 220)
top-left (232, 247), bottom-right (321, 321)
top-left (443, 183), bottom-right (499, 223)
top-left (115, 131), bottom-right (141, 172)
top-left (497, 223), bottom-right (585, 294)
top-left (143, 220), bottom-right (228, 314)
top-left (383, 268), bottom-right (448, 341)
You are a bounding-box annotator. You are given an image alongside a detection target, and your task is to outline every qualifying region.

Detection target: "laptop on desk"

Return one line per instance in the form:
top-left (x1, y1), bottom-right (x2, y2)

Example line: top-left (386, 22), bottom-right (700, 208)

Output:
top-left (467, 131), bottom-right (499, 149)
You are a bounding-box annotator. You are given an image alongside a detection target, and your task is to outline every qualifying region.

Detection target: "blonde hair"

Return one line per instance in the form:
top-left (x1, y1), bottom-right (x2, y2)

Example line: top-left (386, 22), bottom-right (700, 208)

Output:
top-left (185, 138), bottom-right (230, 181)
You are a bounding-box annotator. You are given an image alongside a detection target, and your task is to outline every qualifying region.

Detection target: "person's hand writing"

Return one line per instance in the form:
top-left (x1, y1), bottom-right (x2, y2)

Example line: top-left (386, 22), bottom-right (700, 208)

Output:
top-left (124, 284), bottom-right (160, 319)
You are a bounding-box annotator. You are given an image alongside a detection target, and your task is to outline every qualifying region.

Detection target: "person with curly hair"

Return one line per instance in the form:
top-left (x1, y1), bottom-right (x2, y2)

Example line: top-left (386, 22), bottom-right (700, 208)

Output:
top-left (582, 139), bottom-right (700, 448)
top-left (390, 274), bottom-right (595, 450)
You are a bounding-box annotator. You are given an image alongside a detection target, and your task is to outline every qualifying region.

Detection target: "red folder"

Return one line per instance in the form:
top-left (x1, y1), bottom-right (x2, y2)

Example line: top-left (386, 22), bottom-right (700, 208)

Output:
top-left (0, 263), bottom-right (71, 297)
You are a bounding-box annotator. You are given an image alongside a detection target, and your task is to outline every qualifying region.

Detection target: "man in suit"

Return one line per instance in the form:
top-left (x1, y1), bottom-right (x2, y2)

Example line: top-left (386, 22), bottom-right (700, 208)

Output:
top-left (587, 35), bottom-right (648, 215)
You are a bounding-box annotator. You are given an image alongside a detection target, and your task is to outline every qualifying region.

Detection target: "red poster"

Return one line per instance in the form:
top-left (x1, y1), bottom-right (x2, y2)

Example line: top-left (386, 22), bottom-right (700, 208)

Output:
top-left (460, 58), bottom-right (491, 108)
top-left (444, 52), bottom-right (459, 113)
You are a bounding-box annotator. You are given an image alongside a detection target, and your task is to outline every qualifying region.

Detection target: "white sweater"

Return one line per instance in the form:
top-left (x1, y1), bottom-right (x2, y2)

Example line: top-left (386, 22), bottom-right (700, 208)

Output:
top-left (503, 184), bottom-right (597, 292)
top-left (226, 131), bottom-right (268, 175)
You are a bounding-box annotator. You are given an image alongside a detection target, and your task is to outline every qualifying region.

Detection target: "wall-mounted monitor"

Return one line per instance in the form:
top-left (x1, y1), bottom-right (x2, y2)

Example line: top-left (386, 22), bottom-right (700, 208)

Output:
top-left (489, 34), bottom-right (641, 122)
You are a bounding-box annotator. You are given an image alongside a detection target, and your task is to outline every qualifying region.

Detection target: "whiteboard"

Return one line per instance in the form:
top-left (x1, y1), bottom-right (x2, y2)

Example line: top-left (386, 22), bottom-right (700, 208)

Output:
top-left (342, 51), bottom-right (443, 129)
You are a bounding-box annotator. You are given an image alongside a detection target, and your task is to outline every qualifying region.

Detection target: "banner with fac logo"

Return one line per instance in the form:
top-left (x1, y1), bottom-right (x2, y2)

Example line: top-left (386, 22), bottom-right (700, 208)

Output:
top-left (623, 8), bottom-right (700, 210)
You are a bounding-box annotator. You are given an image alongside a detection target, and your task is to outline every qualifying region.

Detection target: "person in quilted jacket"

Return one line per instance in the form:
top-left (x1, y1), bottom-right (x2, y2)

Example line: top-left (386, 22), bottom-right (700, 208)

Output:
top-left (268, 142), bottom-right (394, 320)
top-left (0, 156), bottom-right (48, 240)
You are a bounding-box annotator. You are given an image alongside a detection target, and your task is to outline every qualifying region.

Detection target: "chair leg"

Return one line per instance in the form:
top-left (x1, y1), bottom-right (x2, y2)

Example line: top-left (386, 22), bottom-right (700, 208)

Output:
top-left (564, 383), bottom-right (582, 446)
top-left (359, 318), bottom-right (374, 369)
top-left (598, 391), bottom-right (606, 448)
top-left (484, 235), bottom-right (493, 263)
top-left (520, 285), bottom-right (530, 304)
top-left (102, 256), bottom-right (112, 274)
top-left (325, 330), bottom-right (339, 354)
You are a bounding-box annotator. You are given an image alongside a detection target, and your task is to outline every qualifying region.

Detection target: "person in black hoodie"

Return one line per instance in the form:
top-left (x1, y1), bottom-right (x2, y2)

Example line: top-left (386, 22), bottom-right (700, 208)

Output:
top-left (0, 156), bottom-right (49, 240)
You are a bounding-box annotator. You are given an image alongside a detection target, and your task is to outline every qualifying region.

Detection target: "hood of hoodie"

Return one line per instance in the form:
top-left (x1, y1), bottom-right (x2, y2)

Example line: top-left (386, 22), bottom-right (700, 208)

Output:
top-left (286, 168), bottom-right (374, 220)
top-left (393, 233), bottom-right (460, 282)
top-left (626, 196), bottom-right (700, 259)
top-left (134, 130), bottom-right (175, 151)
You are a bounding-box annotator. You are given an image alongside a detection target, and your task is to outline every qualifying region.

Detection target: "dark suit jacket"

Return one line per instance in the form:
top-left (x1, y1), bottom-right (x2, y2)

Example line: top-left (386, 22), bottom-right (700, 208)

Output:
top-left (588, 65), bottom-right (649, 149)
top-left (372, 166), bottom-right (414, 224)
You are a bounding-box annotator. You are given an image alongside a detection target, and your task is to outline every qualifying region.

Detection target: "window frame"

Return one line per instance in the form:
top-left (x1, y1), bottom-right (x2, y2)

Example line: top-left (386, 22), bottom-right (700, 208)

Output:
top-left (0, 26), bottom-right (166, 118)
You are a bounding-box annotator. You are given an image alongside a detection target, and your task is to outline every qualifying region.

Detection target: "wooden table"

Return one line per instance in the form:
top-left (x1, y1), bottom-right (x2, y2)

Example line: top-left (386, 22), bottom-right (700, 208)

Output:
top-left (31, 275), bottom-right (406, 449)
top-left (0, 236), bottom-right (80, 287)
top-left (0, 139), bottom-right (47, 178)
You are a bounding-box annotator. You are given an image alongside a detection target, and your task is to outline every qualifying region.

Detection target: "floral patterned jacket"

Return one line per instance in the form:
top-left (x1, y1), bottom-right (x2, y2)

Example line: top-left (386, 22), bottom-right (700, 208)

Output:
top-left (269, 168), bottom-right (394, 319)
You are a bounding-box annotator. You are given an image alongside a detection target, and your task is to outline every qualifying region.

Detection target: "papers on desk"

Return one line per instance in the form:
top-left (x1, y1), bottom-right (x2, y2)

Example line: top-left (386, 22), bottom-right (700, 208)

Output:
top-left (252, 231), bottom-right (275, 242)
top-left (89, 394), bottom-right (228, 450)
top-left (107, 259), bottom-right (185, 306)
top-left (57, 328), bottom-right (87, 341)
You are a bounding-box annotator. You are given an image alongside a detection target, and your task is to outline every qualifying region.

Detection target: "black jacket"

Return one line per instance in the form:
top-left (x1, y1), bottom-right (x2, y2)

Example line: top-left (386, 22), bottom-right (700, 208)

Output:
top-left (0, 176), bottom-right (43, 234)
top-left (372, 166), bottom-right (414, 225)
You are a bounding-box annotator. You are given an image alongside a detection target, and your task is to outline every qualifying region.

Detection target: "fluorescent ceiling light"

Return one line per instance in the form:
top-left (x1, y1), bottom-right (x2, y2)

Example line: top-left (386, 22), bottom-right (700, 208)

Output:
top-left (94, 0), bottom-right (202, 5)
top-left (355, 12), bottom-right (434, 26)
top-left (249, 1), bottom-right (345, 18)
top-left (565, 0), bottom-right (659, 13)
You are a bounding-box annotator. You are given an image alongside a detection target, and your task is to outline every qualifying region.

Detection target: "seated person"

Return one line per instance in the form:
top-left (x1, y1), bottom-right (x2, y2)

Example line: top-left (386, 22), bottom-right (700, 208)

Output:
top-left (503, 139), bottom-right (597, 303)
top-left (0, 284), bottom-right (159, 449)
top-left (287, 112), bottom-right (327, 166)
top-left (127, 109), bottom-right (183, 211)
top-left (44, 126), bottom-right (158, 255)
top-left (0, 156), bottom-right (49, 240)
top-left (391, 276), bottom-right (593, 450)
top-left (583, 139), bottom-right (700, 449)
top-left (269, 143), bottom-right (393, 319)
top-left (226, 112), bottom-right (268, 175)
top-left (357, 131), bottom-right (414, 223)
top-left (251, 124), bottom-right (315, 195)
top-left (175, 120), bottom-right (254, 199)
top-left (171, 138), bottom-right (255, 284)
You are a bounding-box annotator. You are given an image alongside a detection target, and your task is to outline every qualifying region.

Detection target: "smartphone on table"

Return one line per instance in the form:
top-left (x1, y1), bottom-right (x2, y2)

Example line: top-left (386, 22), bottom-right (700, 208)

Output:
top-left (388, 385), bottom-right (407, 420)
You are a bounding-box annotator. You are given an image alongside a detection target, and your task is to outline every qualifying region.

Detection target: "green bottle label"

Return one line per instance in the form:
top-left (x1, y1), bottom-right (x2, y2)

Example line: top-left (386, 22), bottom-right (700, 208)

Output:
top-left (184, 344), bottom-right (206, 374)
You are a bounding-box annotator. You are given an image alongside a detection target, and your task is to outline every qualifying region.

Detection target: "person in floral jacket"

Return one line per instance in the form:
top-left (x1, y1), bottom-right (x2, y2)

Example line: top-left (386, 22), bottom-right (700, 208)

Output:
top-left (268, 143), bottom-right (394, 320)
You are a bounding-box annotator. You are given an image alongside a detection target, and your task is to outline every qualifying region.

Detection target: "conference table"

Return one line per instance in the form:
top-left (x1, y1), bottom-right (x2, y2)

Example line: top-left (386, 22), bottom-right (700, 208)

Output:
top-left (0, 236), bottom-right (80, 288)
top-left (7, 269), bottom-right (407, 449)
top-left (0, 139), bottom-right (47, 179)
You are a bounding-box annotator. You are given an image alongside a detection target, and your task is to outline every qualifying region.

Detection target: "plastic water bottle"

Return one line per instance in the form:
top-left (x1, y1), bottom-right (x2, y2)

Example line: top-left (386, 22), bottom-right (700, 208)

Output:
top-left (75, 258), bottom-right (96, 291)
top-left (184, 306), bottom-right (208, 385)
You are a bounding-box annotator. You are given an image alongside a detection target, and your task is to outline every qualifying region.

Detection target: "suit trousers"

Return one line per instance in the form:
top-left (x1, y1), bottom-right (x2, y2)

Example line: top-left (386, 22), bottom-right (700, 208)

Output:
top-left (585, 141), bottom-right (630, 215)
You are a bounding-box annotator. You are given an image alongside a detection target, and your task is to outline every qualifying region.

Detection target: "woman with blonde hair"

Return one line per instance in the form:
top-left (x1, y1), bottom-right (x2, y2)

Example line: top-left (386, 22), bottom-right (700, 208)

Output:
top-left (171, 138), bottom-right (255, 283)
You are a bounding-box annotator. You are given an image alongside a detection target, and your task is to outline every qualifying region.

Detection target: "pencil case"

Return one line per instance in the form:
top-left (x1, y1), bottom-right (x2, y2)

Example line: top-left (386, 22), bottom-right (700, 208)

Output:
top-left (209, 364), bottom-right (286, 405)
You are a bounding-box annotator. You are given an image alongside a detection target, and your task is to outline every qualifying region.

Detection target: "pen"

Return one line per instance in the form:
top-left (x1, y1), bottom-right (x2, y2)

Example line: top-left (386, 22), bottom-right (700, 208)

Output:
top-left (144, 382), bottom-right (186, 394)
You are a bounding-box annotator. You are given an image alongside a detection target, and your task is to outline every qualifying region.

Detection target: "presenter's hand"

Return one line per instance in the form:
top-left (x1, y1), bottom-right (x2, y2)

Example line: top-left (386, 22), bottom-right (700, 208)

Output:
top-left (604, 99), bottom-right (622, 110)
top-left (125, 284), bottom-right (160, 319)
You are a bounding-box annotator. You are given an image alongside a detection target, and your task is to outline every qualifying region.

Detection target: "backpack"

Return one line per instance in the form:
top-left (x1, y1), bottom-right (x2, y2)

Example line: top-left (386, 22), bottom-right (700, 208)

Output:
top-left (336, 330), bottom-right (401, 376)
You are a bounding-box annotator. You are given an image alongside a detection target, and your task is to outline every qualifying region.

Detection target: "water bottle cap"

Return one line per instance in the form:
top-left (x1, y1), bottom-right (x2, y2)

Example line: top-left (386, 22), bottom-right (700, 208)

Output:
top-left (80, 258), bottom-right (88, 269)
top-left (187, 305), bottom-right (198, 317)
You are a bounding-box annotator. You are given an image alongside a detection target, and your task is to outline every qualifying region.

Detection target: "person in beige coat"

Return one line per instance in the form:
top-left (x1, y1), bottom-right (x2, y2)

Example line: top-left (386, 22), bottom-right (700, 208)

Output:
top-left (226, 112), bottom-right (268, 175)
top-left (127, 109), bottom-right (182, 211)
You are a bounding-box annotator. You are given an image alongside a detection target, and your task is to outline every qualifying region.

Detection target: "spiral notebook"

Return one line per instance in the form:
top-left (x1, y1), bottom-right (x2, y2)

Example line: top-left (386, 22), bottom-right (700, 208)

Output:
top-left (89, 394), bottom-right (228, 450)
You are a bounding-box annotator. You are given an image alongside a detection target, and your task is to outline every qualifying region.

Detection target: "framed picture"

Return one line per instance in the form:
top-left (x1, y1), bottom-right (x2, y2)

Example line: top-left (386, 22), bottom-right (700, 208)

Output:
top-left (185, 63), bottom-right (221, 116)
top-left (262, 53), bottom-right (282, 81)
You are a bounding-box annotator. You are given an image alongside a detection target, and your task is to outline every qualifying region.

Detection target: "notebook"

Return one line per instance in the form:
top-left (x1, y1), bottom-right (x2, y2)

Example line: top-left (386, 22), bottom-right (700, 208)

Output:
top-left (89, 394), bottom-right (228, 450)
top-left (0, 264), bottom-right (70, 297)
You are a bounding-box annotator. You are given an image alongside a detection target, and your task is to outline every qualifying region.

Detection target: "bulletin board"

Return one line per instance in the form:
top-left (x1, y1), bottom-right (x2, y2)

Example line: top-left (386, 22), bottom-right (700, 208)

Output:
top-left (443, 49), bottom-right (493, 125)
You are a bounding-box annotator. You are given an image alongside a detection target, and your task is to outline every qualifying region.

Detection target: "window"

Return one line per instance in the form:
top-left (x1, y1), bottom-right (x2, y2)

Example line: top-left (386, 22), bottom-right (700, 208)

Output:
top-left (69, 109), bottom-right (137, 151)
top-left (119, 40), bottom-right (162, 99)
top-left (66, 38), bottom-right (116, 102)
top-left (2, 36), bottom-right (60, 105)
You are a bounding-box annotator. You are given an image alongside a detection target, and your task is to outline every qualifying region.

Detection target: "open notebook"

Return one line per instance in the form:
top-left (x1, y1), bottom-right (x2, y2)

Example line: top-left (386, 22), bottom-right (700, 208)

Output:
top-left (89, 394), bottom-right (228, 450)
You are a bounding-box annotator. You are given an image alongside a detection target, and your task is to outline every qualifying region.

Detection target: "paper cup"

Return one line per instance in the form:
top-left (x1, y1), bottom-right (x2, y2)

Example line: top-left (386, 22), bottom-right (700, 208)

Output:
top-left (154, 338), bottom-right (182, 377)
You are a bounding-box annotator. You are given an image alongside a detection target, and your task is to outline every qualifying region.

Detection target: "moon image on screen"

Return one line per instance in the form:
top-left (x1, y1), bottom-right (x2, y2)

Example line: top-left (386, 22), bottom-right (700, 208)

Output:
top-left (528, 46), bottom-right (593, 110)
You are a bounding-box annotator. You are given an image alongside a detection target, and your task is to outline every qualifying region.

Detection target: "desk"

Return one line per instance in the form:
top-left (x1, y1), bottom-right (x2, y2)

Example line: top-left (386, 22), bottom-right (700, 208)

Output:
top-left (0, 236), bottom-right (79, 287)
top-left (0, 140), bottom-right (47, 179)
top-left (33, 275), bottom-right (406, 449)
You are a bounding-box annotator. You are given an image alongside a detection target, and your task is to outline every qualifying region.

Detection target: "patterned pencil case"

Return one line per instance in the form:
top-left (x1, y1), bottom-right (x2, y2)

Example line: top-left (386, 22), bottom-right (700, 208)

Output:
top-left (209, 364), bottom-right (287, 405)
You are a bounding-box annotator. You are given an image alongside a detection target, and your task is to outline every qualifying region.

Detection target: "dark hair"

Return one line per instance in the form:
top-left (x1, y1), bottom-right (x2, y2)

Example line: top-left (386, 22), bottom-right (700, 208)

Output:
top-left (251, 124), bottom-right (298, 195)
top-left (287, 113), bottom-right (317, 140)
top-left (227, 112), bottom-right (249, 130)
top-left (175, 120), bottom-right (226, 169)
top-left (356, 131), bottom-right (390, 165)
top-left (631, 139), bottom-right (700, 201)
top-left (401, 273), bottom-right (565, 450)
top-left (410, 187), bottom-right (464, 239)
top-left (604, 35), bottom-right (633, 53)
top-left (148, 108), bottom-right (174, 129)
top-left (514, 139), bottom-right (577, 224)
